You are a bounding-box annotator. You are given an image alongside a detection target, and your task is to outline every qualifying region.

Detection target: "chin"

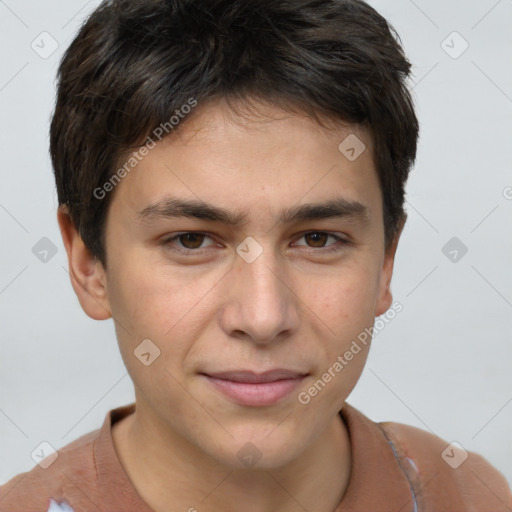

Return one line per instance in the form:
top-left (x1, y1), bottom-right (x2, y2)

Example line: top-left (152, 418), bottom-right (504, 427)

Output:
top-left (204, 430), bottom-right (305, 471)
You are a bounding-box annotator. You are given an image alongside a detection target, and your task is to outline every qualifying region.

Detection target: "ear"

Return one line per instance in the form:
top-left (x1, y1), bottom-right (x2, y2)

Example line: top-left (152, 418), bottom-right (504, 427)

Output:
top-left (374, 214), bottom-right (406, 317)
top-left (57, 204), bottom-right (112, 320)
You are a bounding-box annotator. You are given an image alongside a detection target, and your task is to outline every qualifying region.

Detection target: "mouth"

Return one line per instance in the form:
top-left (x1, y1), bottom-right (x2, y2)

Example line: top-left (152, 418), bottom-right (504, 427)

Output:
top-left (200, 369), bottom-right (308, 407)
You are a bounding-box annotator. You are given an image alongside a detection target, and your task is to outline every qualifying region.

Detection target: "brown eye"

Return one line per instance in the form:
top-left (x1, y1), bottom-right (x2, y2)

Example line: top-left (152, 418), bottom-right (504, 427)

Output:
top-left (304, 232), bottom-right (329, 247)
top-left (177, 233), bottom-right (206, 249)
top-left (292, 232), bottom-right (349, 255)
top-left (161, 232), bottom-right (219, 256)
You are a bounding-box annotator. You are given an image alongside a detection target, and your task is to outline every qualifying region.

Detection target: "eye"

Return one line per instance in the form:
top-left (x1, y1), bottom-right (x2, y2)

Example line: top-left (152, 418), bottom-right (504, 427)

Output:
top-left (160, 230), bottom-right (350, 258)
top-left (161, 232), bottom-right (218, 255)
top-left (292, 232), bottom-right (349, 253)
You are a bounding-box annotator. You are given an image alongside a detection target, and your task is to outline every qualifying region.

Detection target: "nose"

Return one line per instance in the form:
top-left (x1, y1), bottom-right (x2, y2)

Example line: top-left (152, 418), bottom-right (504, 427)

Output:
top-left (219, 245), bottom-right (300, 345)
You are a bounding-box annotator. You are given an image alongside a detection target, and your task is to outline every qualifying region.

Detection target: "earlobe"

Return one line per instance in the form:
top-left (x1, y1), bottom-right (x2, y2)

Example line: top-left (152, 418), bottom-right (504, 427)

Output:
top-left (57, 205), bottom-right (112, 321)
top-left (374, 215), bottom-right (406, 317)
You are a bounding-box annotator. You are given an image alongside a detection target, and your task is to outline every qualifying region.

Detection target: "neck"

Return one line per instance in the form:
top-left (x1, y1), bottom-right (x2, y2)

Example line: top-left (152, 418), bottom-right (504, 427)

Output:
top-left (112, 401), bottom-right (352, 512)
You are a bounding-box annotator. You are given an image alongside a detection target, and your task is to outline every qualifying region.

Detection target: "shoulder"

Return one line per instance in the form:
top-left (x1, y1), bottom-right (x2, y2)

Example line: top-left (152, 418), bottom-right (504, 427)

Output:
top-left (0, 428), bottom-right (99, 512)
top-left (379, 419), bottom-right (512, 510)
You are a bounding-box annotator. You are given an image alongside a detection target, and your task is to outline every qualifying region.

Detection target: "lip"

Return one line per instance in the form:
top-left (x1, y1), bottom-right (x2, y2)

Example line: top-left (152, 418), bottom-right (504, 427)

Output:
top-left (201, 369), bottom-right (307, 407)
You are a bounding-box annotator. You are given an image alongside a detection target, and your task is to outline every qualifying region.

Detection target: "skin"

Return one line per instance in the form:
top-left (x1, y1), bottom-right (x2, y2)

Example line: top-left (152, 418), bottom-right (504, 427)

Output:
top-left (57, 99), bottom-right (403, 512)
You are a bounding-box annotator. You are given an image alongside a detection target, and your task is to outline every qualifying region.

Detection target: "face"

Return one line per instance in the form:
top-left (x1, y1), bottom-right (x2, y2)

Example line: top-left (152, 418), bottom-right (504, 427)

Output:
top-left (62, 100), bottom-right (400, 469)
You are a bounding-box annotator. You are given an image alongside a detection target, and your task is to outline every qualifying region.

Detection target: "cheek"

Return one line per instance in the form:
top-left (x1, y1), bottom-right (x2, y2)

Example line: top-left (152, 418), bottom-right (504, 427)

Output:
top-left (304, 263), bottom-right (379, 328)
top-left (106, 265), bottom-right (173, 338)
top-left (105, 264), bottom-right (191, 400)
top-left (299, 277), bottom-right (375, 412)
top-left (299, 261), bottom-right (380, 394)
top-left (105, 254), bottom-right (224, 365)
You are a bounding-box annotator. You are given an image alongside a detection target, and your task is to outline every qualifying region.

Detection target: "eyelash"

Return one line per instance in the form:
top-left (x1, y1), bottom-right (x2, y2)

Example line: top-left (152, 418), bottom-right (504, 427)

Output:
top-left (160, 231), bottom-right (350, 256)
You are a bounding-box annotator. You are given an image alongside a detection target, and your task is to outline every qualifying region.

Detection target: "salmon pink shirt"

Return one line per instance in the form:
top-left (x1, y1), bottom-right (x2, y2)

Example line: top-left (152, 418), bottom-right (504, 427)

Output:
top-left (1, 403), bottom-right (511, 511)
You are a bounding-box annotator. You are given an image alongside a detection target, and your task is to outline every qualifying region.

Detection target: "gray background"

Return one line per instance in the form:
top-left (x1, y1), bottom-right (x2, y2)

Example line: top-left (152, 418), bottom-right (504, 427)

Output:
top-left (1, 0), bottom-right (511, 487)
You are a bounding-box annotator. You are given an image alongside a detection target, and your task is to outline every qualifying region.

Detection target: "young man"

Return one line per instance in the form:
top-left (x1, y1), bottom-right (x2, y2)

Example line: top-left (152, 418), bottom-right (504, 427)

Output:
top-left (1, 0), bottom-right (510, 510)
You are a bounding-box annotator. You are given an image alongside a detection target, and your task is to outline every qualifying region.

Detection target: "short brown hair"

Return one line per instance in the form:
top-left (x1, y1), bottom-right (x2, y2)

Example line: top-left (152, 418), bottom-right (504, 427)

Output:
top-left (51, 0), bottom-right (419, 268)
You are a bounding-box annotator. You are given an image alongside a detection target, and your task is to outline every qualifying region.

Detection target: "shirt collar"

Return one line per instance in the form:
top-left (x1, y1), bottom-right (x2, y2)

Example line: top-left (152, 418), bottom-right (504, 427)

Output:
top-left (94, 402), bottom-right (414, 511)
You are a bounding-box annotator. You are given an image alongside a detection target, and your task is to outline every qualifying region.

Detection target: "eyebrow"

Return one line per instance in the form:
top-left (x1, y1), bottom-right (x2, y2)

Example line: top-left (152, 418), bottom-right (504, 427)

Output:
top-left (137, 197), bottom-right (370, 226)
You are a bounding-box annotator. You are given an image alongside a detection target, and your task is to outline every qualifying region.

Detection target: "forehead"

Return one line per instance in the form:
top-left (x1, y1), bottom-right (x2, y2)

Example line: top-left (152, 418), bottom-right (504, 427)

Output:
top-left (107, 100), bottom-right (381, 226)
